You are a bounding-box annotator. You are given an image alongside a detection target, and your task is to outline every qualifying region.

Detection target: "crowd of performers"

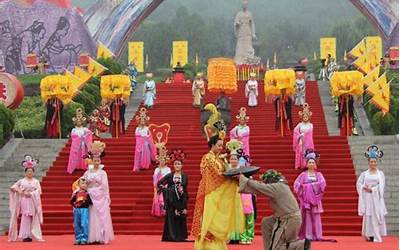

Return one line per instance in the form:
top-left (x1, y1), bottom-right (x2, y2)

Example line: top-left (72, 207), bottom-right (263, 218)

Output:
top-left (11, 70), bottom-right (388, 248)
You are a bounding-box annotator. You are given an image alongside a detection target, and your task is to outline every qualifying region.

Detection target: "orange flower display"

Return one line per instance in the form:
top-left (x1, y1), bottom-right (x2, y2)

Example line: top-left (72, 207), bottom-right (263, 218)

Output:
top-left (207, 58), bottom-right (237, 94)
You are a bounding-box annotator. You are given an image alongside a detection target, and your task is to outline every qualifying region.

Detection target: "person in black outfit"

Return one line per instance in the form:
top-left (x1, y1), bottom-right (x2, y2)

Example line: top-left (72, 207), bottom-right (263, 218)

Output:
top-left (158, 149), bottom-right (188, 242)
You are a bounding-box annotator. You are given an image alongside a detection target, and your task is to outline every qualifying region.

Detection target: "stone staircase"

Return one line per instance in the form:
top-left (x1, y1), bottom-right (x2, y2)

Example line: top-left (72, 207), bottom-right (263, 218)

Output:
top-left (348, 135), bottom-right (399, 234)
top-left (0, 139), bottom-right (67, 234)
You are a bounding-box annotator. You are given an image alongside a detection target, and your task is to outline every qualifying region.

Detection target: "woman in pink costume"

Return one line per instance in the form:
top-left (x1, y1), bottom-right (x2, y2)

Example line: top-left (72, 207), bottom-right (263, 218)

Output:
top-left (133, 107), bottom-right (157, 171)
top-left (8, 155), bottom-right (43, 242)
top-left (67, 108), bottom-right (93, 174)
top-left (82, 141), bottom-right (114, 244)
top-left (230, 107), bottom-right (250, 157)
top-left (151, 146), bottom-right (171, 217)
top-left (293, 103), bottom-right (314, 170)
top-left (294, 150), bottom-right (326, 241)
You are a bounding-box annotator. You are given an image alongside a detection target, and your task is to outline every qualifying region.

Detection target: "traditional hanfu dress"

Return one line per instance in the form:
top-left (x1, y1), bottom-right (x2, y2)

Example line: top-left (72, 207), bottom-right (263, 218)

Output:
top-left (159, 172), bottom-right (189, 242)
top-left (151, 166), bottom-right (171, 217)
top-left (357, 170), bottom-right (387, 242)
top-left (192, 78), bottom-right (205, 107)
top-left (245, 80), bottom-right (258, 107)
top-left (133, 126), bottom-right (157, 171)
top-left (44, 97), bottom-right (63, 138)
top-left (294, 171), bottom-right (326, 240)
top-left (127, 63), bottom-right (138, 90)
top-left (8, 177), bottom-right (43, 242)
top-left (192, 151), bottom-right (244, 250)
top-left (239, 193), bottom-right (255, 243)
top-left (143, 79), bottom-right (156, 108)
top-left (293, 122), bottom-right (314, 169)
top-left (67, 126), bottom-right (93, 174)
top-left (83, 165), bottom-right (114, 244)
top-left (230, 125), bottom-right (250, 157)
top-left (295, 79), bottom-right (306, 106)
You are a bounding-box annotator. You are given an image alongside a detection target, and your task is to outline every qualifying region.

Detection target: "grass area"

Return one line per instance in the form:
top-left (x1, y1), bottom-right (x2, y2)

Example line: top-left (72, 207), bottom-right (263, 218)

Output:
top-left (13, 96), bottom-right (46, 138)
top-left (17, 74), bottom-right (53, 87)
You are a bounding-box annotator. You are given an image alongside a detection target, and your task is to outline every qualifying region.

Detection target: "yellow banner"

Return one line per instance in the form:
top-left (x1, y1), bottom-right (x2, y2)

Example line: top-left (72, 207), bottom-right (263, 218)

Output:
top-left (88, 57), bottom-right (107, 77)
top-left (330, 71), bottom-right (364, 97)
top-left (320, 37), bottom-right (336, 60)
top-left (366, 73), bottom-right (387, 97)
top-left (349, 39), bottom-right (366, 58)
top-left (97, 42), bottom-right (115, 59)
top-left (128, 41), bottom-right (144, 72)
top-left (173, 41), bottom-right (188, 67)
top-left (362, 66), bottom-right (380, 87)
top-left (365, 36), bottom-right (382, 61)
top-left (74, 66), bottom-right (92, 86)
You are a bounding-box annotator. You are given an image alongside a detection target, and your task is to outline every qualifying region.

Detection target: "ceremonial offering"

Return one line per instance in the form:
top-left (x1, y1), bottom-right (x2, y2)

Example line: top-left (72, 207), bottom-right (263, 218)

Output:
top-left (223, 165), bottom-right (260, 177)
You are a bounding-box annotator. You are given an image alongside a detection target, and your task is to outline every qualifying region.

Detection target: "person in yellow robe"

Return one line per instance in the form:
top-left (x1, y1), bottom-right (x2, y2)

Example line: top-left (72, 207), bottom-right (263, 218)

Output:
top-left (192, 135), bottom-right (244, 250)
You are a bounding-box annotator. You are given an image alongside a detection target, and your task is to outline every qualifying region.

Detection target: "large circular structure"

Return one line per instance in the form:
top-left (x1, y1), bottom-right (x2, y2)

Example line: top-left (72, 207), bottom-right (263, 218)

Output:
top-left (0, 72), bottom-right (25, 109)
top-left (84, 0), bottom-right (399, 57)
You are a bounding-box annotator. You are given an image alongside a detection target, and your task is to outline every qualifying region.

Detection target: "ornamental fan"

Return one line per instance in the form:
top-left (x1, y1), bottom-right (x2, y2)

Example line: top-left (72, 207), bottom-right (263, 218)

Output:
top-left (40, 75), bottom-right (74, 104)
top-left (330, 71), bottom-right (364, 97)
top-left (207, 58), bottom-right (237, 94)
top-left (100, 74), bottom-right (131, 101)
top-left (264, 69), bottom-right (295, 96)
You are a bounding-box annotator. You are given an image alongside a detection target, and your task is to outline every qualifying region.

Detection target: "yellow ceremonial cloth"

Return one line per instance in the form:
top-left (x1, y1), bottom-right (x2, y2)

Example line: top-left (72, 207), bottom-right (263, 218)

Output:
top-left (192, 151), bottom-right (244, 250)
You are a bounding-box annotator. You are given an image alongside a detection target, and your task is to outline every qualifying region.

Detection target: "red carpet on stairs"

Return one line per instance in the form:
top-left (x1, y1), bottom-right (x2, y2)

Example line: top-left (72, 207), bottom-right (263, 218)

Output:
top-left (39, 80), bottom-right (361, 236)
top-left (1, 236), bottom-right (398, 250)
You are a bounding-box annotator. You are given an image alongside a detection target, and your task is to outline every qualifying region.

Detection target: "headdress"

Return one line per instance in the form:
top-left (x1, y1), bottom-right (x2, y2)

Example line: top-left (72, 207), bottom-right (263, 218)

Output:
top-left (298, 103), bottom-right (312, 118)
top-left (304, 149), bottom-right (320, 162)
top-left (226, 139), bottom-right (249, 164)
top-left (156, 146), bottom-right (170, 162)
top-left (86, 141), bottom-right (106, 161)
top-left (260, 169), bottom-right (283, 184)
top-left (364, 145), bottom-right (384, 160)
top-left (169, 149), bottom-right (186, 163)
top-left (72, 108), bottom-right (87, 124)
top-left (146, 72), bottom-right (153, 78)
top-left (135, 107), bottom-right (150, 125)
top-left (149, 123), bottom-right (171, 163)
top-left (236, 107), bottom-right (249, 122)
top-left (196, 72), bottom-right (203, 77)
top-left (250, 72), bottom-right (256, 77)
top-left (21, 154), bottom-right (39, 170)
top-left (213, 120), bottom-right (226, 140)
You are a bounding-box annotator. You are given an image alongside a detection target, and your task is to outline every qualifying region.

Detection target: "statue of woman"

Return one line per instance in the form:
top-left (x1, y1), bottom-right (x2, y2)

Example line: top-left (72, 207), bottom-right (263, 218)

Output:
top-left (234, 0), bottom-right (260, 65)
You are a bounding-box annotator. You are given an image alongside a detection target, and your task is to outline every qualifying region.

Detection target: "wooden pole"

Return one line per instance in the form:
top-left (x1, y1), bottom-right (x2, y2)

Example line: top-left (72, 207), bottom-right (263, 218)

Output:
top-left (115, 98), bottom-right (119, 139)
top-left (58, 103), bottom-right (62, 139)
top-left (280, 94), bottom-right (284, 137)
top-left (346, 95), bottom-right (349, 136)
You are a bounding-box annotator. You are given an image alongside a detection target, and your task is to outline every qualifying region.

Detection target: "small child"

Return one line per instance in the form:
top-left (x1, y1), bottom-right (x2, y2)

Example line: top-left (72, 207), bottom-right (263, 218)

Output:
top-left (70, 178), bottom-right (92, 245)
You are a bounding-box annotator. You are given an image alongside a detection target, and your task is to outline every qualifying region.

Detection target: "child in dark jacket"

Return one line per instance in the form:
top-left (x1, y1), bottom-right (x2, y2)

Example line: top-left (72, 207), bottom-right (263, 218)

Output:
top-left (70, 178), bottom-right (92, 245)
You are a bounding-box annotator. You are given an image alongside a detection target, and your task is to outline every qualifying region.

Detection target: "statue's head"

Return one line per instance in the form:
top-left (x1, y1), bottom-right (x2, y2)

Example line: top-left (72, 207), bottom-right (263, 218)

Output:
top-left (241, 0), bottom-right (249, 10)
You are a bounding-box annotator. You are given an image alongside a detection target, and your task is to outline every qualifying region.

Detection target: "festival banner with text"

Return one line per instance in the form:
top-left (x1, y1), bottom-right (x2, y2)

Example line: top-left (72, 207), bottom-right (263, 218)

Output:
top-left (320, 37), bottom-right (336, 61)
top-left (128, 42), bottom-right (144, 72)
top-left (173, 41), bottom-right (188, 67)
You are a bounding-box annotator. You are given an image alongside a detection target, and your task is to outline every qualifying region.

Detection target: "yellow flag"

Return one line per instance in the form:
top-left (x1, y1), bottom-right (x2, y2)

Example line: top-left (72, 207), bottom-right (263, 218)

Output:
top-left (88, 57), bottom-right (107, 77)
top-left (128, 41), bottom-right (144, 72)
top-left (97, 42), bottom-right (115, 59)
top-left (64, 70), bottom-right (81, 90)
top-left (365, 36), bottom-right (382, 61)
top-left (74, 66), bottom-right (92, 86)
top-left (172, 41), bottom-right (188, 67)
top-left (366, 73), bottom-right (387, 97)
top-left (320, 37), bottom-right (336, 60)
top-left (349, 39), bottom-right (366, 58)
top-left (362, 66), bottom-right (380, 87)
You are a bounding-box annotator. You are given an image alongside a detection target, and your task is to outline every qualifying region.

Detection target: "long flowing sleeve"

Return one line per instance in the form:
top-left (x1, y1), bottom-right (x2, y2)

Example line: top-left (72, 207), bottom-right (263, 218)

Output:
top-left (357, 171), bottom-right (366, 216)
top-left (292, 124), bottom-right (301, 151)
top-left (153, 168), bottom-right (160, 187)
top-left (102, 170), bottom-right (111, 204)
top-left (239, 175), bottom-right (276, 198)
top-left (293, 172), bottom-right (304, 196)
top-left (255, 81), bottom-right (259, 96)
top-left (245, 82), bottom-right (249, 97)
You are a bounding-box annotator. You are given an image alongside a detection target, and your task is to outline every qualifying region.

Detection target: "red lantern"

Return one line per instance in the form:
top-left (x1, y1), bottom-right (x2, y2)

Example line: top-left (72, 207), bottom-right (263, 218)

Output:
top-left (0, 73), bottom-right (24, 109)
top-left (26, 53), bottom-right (38, 68)
top-left (79, 53), bottom-right (90, 67)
